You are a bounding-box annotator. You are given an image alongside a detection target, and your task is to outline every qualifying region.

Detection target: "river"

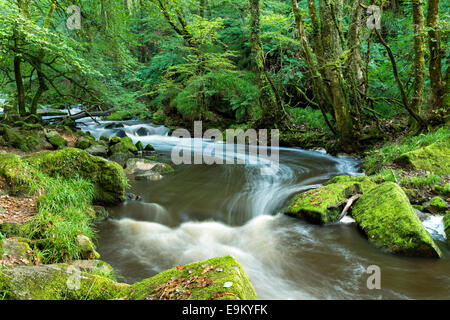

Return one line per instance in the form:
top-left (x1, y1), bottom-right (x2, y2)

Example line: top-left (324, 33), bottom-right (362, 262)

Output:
top-left (71, 116), bottom-right (450, 300)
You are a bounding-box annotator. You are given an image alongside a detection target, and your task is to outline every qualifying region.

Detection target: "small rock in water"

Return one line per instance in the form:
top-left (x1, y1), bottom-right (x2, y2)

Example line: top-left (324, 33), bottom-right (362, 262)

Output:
top-left (126, 193), bottom-right (142, 201)
top-left (136, 127), bottom-right (148, 136)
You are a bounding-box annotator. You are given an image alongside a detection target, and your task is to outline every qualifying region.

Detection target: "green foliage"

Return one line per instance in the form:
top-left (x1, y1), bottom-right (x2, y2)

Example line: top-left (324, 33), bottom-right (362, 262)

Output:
top-left (30, 176), bottom-right (96, 263)
top-left (364, 127), bottom-right (450, 173)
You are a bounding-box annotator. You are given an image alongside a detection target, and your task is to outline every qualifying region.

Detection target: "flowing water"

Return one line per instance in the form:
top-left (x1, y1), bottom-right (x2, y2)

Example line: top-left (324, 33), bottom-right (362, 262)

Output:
top-left (71, 116), bottom-right (450, 300)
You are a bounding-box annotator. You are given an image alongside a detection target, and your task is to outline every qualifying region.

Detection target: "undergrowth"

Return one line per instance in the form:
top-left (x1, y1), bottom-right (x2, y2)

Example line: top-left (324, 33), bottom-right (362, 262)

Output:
top-left (364, 126), bottom-right (450, 174)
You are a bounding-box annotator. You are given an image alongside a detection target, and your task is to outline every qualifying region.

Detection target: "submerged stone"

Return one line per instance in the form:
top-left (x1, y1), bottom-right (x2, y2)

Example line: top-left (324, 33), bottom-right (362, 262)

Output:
top-left (352, 182), bottom-right (442, 258)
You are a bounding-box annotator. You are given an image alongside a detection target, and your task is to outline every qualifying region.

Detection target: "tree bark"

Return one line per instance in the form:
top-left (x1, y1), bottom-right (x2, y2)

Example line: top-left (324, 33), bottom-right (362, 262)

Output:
top-left (427, 0), bottom-right (444, 110)
top-left (410, 0), bottom-right (425, 128)
top-left (318, 0), bottom-right (355, 151)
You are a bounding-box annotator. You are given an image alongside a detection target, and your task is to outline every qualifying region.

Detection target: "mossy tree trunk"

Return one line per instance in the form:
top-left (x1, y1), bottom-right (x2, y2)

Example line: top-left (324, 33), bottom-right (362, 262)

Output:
top-left (318, 0), bottom-right (355, 152)
top-left (410, 0), bottom-right (426, 128)
top-left (249, 0), bottom-right (284, 126)
top-left (427, 0), bottom-right (444, 110)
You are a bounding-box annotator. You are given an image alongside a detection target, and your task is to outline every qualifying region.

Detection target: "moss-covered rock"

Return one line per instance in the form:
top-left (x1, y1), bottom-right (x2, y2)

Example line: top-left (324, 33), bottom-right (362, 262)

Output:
top-left (121, 255), bottom-right (257, 300)
top-left (1, 239), bottom-right (34, 265)
top-left (0, 264), bottom-right (128, 300)
top-left (110, 137), bottom-right (138, 155)
top-left (0, 126), bottom-right (29, 151)
top-left (135, 141), bottom-right (144, 152)
top-left (75, 137), bottom-right (93, 150)
top-left (24, 148), bottom-right (128, 205)
top-left (124, 158), bottom-right (174, 176)
top-left (67, 260), bottom-right (115, 279)
top-left (352, 182), bottom-right (442, 258)
top-left (0, 151), bottom-right (39, 196)
top-left (423, 196), bottom-right (448, 215)
top-left (395, 140), bottom-right (450, 175)
top-left (76, 235), bottom-right (100, 260)
top-left (0, 221), bottom-right (34, 238)
top-left (435, 183), bottom-right (450, 197)
top-left (285, 176), bottom-right (376, 225)
top-left (47, 135), bottom-right (68, 149)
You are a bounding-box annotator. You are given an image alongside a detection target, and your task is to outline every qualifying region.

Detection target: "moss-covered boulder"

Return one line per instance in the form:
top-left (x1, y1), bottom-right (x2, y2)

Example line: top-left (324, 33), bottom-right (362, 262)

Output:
top-left (25, 148), bottom-right (128, 205)
top-left (0, 264), bottom-right (128, 300)
top-left (0, 151), bottom-right (39, 196)
top-left (352, 182), bottom-right (442, 258)
top-left (435, 183), bottom-right (450, 197)
top-left (1, 239), bottom-right (34, 265)
top-left (0, 125), bottom-right (29, 151)
top-left (75, 137), bottom-right (93, 150)
top-left (45, 131), bottom-right (67, 149)
top-left (135, 141), bottom-right (144, 152)
top-left (76, 235), bottom-right (100, 260)
top-left (67, 260), bottom-right (115, 279)
top-left (0, 221), bottom-right (34, 238)
top-left (395, 140), bottom-right (450, 175)
top-left (121, 255), bottom-right (257, 300)
top-left (110, 137), bottom-right (138, 155)
top-left (285, 176), bottom-right (376, 225)
top-left (424, 196), bottom-right (448, 214)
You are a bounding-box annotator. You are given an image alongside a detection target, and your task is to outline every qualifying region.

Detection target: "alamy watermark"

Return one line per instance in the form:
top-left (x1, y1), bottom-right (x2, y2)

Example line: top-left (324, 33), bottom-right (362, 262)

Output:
top-left (366, 5), bottom-right (382, 30)
top-left (66, 5), bottom-right (81, 30)
top-left (171, 121), bottom-right (280, 176)
top-left (366, 265), bottom-right (381, 290)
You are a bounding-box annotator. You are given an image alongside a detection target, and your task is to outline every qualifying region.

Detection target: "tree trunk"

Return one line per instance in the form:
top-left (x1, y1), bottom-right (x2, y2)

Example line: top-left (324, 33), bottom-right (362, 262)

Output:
top-left (427, 0), bottom-right (444, 110)
top-left (410, 0), bottom-right (426, 128)
top-left (249, 0), bottom-right (283, 125)
top-left (318, 0), bottom-right (354, 151)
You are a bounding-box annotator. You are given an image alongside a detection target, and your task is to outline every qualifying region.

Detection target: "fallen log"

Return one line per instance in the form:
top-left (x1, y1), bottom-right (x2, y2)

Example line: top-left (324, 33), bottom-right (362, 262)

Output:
top-left (48, 109), bottom-right (115, 122)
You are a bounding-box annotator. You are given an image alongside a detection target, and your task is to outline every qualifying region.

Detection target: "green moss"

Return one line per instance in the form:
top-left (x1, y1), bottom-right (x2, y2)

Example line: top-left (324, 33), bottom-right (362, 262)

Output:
top-left (75, 138), bottom-right (93, 150)
top-left (0, 151), bottom-right (40, 196)
top-left (0, 126), bottom-right (29, 151)
top-left (0, 221), bottom-right (34, 238)
top-left (48, 135), bottom-right (68, 149)
top-left (110, 137), bottom-right (138, 155)
top-left (135, 141), bottom-right (144, 152)
top-left (1, 239), bottom-right (34, 265)
top-left (122, 255), bottom-right (257, 300)
top-left (0, 264), bottom-right (129, 300)
top-left (430, 196), bottom-right (446, 208)
top-left (352, 182), bottom-right (442, 258)
top-left (435, 183), bottom-right (450, 197)
top-left (24, 148), bottom-right (128, 205)
top-left (395, 140), bottom-right (450, 175)
top-left (285, 176), bottom-right (376, 225)
top-left (412, 205), bottom-right (424, 211)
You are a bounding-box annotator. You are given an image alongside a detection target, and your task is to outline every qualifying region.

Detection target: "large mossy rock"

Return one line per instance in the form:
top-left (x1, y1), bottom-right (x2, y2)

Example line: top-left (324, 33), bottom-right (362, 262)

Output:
top-left (0, 125), bottom-right (45, 152)
top-left (352, 182), bottom-right (442, 258)
top-left (25, 148), bottom-right (128, 205)
top-left (285, 176), bottom-right (376, 225)
top-left (395, 140), bottom-right (450, 175)
top-left (122, 255), bottom-right (257, 300)
top-left (0, 264), bottom-right (128, 300)
top-left (0, 151), bottom-right (39, 196)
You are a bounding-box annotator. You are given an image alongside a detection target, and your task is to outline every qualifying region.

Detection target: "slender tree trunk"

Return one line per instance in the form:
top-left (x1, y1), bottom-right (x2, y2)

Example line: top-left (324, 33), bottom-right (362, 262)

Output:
top-left (249, 0), bottom-right (283, 125)
top-left (291, 0), bottom-right (336, 135)
top-left (427, 0), bottom-right (444, 110)
top-left (410, 0), bottom-right (425, 128)
top-left (318, 0), bottom-right (354, 151)
top-left (374, 29), bottom-right (428, 130)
